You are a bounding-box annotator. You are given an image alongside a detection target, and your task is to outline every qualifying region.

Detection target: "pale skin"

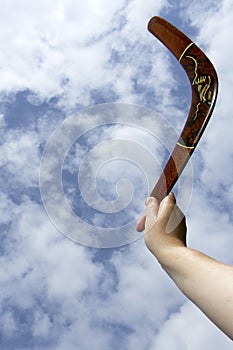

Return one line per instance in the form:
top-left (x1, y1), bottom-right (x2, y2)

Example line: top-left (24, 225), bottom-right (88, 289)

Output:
top-left (136, 193), bottom-right (233, 340)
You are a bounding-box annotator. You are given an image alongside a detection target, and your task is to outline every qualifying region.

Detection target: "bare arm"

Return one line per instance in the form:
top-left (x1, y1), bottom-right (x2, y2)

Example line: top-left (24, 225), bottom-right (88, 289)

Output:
top-left (137, 193), bottom-right (233, 339)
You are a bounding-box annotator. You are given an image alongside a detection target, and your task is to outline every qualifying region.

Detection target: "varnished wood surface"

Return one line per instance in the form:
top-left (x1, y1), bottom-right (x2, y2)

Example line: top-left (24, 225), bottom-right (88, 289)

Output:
top-left (148, 17), bottom-right (218, 202)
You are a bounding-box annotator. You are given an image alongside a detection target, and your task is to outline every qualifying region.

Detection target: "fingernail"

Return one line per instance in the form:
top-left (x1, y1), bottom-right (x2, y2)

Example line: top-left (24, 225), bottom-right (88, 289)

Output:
top-left (145, 197), bottom-right (154, 205)
top-left (168, 192), bottom-right (176, 202)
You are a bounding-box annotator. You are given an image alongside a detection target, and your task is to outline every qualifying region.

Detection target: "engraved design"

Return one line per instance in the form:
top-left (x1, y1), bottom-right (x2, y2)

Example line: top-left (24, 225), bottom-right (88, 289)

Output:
top-left (176, 142), bottom-right (194, 149)
top-left (185, 54), bottom-right (213, 124)
top-left (179, 42), bottom-right (194, 62)
top-left (193, 102), bottom-right (200, 122)
top-left (187, 55), bottom-right (212, 104)
top-left (177, 42), bottom-right (217, 148)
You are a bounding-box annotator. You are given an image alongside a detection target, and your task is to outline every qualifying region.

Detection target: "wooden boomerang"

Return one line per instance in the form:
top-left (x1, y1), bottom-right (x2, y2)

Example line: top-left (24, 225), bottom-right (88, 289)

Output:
top-left (148, 17), bottom-right (218, 202)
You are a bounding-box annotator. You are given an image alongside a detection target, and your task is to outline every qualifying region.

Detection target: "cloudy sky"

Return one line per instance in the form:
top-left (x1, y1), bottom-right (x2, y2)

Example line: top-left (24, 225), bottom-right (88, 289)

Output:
top-left (0, 0), bottom-right (233, 349)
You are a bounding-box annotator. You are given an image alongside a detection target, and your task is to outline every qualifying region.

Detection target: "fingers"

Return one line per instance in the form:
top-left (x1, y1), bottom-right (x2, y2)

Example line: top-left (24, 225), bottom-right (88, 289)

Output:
top-left (136, 214), bottom-right (146, 232)
top-left (138, 193), bottom-right (187, 258)
top-left (144, 197), bottom-right (160, 232)
top-left (136, 193), bottom-right (176, 233)
top-left (136, 197), bottom-right (159, 232)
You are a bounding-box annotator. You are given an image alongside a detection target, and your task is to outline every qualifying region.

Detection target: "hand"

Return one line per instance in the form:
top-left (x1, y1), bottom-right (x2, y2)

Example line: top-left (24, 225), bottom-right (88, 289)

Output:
top-left (136, 193), bottom-right (187, 266)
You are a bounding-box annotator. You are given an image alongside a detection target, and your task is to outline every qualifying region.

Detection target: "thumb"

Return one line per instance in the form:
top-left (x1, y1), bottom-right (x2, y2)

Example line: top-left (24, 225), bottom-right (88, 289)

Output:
top-left (158, 192), bottom-right (185, 234)
top-left (157, 192), bottom-right (176, 224)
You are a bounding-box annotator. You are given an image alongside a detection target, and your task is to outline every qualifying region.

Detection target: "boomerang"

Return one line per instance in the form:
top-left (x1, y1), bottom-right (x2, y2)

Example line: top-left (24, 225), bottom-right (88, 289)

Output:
top-left (148, 17), bottom-right (218, 202)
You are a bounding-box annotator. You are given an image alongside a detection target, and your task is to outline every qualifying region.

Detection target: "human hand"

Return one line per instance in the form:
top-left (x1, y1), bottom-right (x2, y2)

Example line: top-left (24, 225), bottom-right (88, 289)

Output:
top-left (136, 193), bottom-right (187, 265)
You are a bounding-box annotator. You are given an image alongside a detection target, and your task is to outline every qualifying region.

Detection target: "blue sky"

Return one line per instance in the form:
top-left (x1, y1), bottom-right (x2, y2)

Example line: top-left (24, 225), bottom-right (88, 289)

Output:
top-left (0, 0), bottom-right (233, 349)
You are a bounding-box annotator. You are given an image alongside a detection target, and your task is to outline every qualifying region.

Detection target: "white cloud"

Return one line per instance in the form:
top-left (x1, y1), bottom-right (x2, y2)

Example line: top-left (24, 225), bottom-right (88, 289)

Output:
top-left (0, 0), bottom-right (175, 111)
top-left (0, 129), bottom-right (40, 186)
top-left (150, 301), bottom-right (233, 349)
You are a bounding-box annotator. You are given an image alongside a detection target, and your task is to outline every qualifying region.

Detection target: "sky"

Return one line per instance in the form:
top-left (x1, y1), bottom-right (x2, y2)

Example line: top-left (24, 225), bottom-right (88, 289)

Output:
top-left (0, 0), bottom-right (233, 349)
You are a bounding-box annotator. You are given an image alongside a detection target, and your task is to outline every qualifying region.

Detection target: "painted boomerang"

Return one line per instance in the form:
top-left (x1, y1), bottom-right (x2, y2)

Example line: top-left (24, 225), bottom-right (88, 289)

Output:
top-left (148, 17), bottom-right (218, 202)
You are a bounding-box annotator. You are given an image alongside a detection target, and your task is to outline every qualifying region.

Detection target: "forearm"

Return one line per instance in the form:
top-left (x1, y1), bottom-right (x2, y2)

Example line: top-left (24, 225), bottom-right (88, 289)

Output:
top-left (159, 247), bottom-right (233, 339)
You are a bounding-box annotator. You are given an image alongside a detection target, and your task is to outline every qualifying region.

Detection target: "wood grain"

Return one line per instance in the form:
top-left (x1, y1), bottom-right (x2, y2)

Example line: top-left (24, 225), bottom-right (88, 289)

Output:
top-left (148, 17), bottom-right (218, 202)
